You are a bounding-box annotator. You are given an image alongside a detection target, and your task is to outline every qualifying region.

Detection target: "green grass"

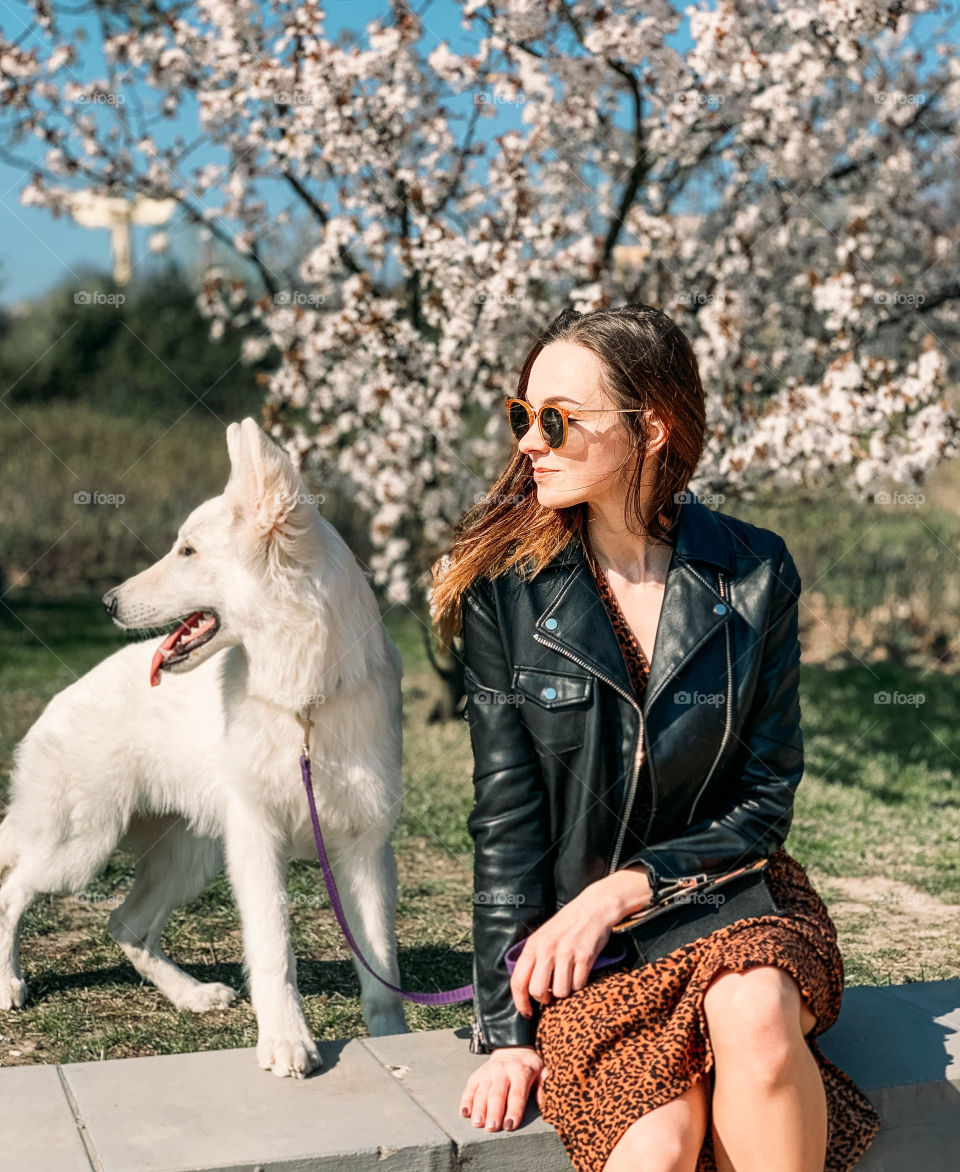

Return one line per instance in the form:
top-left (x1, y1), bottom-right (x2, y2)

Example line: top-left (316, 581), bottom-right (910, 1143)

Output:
top-left (0, 576), bottom-right (958, 1066)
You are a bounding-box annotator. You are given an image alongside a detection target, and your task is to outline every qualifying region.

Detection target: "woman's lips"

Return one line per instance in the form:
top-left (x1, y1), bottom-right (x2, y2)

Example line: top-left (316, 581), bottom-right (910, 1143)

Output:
top-left (533, 467), bottom-right (559, 477)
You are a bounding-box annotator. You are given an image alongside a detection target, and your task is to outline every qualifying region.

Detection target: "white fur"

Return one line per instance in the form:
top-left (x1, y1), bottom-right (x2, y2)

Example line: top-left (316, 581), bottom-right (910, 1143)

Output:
top-left (0, 417), bottom-right (408, 1077)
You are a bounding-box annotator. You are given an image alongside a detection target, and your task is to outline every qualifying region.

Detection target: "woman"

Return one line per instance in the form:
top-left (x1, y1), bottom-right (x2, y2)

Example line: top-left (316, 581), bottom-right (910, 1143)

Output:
top-left (429, 305), bottom-right (881, 1172)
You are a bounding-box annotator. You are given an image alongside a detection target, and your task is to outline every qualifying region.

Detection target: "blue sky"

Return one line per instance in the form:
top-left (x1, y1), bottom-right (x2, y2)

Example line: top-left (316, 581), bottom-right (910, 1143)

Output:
top-left (0, 2), bottom-right (949, 308)
top-left (0, 1), bottom-right (477, 306)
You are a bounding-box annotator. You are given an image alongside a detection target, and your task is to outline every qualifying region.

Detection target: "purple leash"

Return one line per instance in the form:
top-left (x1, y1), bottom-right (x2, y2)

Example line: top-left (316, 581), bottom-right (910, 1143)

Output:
top-left (297, 718), bottom-right (474, 1006)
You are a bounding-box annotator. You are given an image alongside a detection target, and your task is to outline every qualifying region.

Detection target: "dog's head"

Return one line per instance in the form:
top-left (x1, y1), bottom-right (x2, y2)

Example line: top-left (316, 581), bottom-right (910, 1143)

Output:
top-left (102, 417), bottom-right (316, 686)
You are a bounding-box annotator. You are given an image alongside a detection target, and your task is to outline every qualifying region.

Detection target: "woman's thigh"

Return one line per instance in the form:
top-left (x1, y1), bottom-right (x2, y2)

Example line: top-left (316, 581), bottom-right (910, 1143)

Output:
top-left (602, 1079), bottom-right (711, 1172)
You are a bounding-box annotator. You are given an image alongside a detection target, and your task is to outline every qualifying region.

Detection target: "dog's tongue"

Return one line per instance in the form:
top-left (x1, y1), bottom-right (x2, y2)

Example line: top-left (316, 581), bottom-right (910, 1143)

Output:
top-left (149, 611), bottom-right (206, 687)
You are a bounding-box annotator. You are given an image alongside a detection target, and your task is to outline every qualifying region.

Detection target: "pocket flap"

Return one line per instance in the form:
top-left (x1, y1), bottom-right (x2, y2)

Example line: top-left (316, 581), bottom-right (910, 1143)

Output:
top-left (512, 666), bottom-right (593, 709)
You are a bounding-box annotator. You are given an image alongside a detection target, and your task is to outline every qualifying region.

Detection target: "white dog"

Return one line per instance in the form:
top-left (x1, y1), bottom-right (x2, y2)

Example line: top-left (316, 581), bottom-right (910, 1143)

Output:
top-left (0, 417), bottom-right (409, 1076)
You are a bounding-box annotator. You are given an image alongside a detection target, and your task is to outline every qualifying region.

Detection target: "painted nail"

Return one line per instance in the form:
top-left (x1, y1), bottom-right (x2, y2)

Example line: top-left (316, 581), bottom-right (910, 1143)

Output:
top-left (505, 1118), bottom-right (515, 1130)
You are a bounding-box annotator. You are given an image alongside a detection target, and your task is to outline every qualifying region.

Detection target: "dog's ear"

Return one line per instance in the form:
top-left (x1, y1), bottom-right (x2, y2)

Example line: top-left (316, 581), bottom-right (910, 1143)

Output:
top-left (225, 417), bottom-right (304, 540)
top-left (224, 420), bottom-right (258, 512)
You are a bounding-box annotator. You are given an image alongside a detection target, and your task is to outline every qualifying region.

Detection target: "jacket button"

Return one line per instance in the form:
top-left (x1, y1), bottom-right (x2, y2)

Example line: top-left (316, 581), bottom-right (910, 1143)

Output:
top-left (545, 617), bottom-right (559, 630)
top-left (543, 686), bottom-right (558, 700)
top-left (714, 602), bottom-right (727, 615)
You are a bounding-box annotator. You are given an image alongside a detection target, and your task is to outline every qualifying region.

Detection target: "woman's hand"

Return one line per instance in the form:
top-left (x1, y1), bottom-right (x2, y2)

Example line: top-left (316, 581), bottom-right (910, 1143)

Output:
top-left (510, 866), bottom-right (653, 1015)
top-left (460, 1045), bottom-right (547, 1131)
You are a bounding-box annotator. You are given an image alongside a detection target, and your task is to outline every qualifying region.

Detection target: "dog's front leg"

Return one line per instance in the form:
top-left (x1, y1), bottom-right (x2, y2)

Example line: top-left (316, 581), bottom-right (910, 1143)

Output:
top-left (224, 799), bottom-right (321, 1078)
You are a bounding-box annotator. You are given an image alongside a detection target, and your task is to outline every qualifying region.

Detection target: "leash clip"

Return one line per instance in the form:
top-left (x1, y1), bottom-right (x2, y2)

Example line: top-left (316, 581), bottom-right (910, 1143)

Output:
top-left (295, 707), bottom-right (314, 759)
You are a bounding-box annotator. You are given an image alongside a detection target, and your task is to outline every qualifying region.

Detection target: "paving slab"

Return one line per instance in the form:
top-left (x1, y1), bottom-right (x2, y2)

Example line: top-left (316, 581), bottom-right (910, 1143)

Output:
top-left (886, 976), bottom-right (960, 1037)
top-left (0, 1064), bottom-right (92, 1172)
top-left (1, 979), bottom-right (956, 1172)
top-left (816, 981), bottom-right (960, 1098)
top-left (61, 1038), bottom-right (454, 1172)
top-left (814, 979), bottom-right (960, 1163)
top-left (362, 1027), bottom-right (573, 1172)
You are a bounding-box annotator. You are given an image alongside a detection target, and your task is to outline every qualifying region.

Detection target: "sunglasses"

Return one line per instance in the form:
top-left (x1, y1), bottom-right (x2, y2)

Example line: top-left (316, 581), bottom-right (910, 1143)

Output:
top-left (504, 396), bottom-right (648, 450)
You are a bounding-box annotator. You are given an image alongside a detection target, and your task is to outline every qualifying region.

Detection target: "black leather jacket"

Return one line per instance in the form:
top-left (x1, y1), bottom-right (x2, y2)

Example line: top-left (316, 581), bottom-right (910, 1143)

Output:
top-left (459, 496), bottom-right (803, 1053)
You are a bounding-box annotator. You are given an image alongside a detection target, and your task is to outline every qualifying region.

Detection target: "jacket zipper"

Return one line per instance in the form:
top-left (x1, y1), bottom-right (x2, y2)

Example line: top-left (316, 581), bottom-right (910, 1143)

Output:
top-left (686, 569), bottom-right (734, 825)
top-left (470, 952), bottom-right (490, 1053)
top-left (532, 631), bottom-right (647, 877)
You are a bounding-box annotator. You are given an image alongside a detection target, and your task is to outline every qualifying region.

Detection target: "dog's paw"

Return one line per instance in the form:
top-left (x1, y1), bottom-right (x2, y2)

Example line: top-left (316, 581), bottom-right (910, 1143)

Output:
top-left (256, 1032), bottom-right (323, 1078)
top-left (180, 982), bottom-right (238, 1013)
top-left (0, 976), bottom-right (28, 1011)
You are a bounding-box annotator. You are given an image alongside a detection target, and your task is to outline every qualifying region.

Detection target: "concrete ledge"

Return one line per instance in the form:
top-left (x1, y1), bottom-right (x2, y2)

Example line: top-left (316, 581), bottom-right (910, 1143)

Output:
top-left (0, 980), bottom-right (957, 1171)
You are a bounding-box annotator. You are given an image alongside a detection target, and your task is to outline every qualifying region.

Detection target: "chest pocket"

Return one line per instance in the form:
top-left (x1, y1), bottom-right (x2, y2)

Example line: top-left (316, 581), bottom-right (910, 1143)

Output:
top-left (512, 665), bottom-right (593, 755)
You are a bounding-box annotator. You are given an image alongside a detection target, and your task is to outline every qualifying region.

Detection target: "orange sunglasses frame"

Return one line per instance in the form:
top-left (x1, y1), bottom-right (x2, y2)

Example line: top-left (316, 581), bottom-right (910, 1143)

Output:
top-left (503, 396), bottom-right (648, 450)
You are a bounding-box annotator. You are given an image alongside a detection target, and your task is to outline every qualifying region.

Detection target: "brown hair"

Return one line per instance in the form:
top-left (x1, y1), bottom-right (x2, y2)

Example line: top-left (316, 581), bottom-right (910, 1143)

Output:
top-left (429, 303), bottom-right (706, 652)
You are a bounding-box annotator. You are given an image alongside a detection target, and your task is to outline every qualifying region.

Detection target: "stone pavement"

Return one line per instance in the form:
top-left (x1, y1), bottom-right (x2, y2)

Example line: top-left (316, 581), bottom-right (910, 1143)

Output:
top-left (0, 979), bottom-right (957, 1171)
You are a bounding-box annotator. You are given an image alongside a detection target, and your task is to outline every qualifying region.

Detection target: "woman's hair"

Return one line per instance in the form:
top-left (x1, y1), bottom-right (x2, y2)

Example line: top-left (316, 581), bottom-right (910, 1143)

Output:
top-left (429, 302), bottom-right (706, 652)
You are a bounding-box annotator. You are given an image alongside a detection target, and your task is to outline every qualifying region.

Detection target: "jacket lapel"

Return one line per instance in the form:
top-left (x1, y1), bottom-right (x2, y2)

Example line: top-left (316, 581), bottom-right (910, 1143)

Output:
top-left (533, 496), bottom-right (736, 712)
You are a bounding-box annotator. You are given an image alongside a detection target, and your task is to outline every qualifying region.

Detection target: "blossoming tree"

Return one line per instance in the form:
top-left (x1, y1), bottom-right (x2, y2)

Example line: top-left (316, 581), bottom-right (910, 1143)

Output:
top-left (2, 0), bottom-right (958, 620)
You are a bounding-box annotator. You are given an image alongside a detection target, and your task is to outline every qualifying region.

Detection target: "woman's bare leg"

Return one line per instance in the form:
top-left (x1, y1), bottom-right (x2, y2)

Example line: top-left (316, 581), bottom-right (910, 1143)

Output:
top-left (602, 1079), bottom-right (710, 1172)
top-left (704, 965), bottom-right (826, 1172)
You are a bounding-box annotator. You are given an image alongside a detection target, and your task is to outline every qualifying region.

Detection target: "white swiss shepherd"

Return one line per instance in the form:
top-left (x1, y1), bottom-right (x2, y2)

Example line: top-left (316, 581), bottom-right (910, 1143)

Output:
top-left (0, 417), bottom-right (409, 1076)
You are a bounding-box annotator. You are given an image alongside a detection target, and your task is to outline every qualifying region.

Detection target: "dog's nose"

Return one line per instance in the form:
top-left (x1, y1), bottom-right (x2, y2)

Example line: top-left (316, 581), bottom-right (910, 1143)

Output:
top-left (102, 589), bottom-right (118, 617)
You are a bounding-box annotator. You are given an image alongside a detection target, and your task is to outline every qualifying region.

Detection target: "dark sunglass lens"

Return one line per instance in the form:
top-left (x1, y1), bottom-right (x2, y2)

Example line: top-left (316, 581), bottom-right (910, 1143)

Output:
top-left (541, 407), bottom-right (566, 448)
top-left (508, 402), bottom-right (531, 439)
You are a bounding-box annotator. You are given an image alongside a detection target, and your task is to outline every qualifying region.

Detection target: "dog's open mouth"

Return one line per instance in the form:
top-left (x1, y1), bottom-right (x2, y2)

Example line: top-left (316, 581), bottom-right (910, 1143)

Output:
top-left (149, 610), bottom-right (221, 687)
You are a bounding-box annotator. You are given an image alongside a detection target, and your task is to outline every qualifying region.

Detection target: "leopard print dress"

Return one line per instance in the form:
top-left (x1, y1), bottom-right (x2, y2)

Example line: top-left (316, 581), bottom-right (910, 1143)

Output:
top-left (533, 560), bottom-right (882, 1172)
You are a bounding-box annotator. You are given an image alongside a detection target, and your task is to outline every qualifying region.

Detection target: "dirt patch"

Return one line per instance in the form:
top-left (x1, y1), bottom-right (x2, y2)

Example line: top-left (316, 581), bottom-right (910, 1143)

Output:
top-left (818, 873), bottom-right (960, 981)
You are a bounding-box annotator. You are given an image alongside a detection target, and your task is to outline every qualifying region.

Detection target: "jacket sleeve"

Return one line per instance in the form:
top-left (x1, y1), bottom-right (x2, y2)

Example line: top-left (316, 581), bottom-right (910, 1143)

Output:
top-left (618, 538), bottom-right (803, 886)
top-left (460, 574), bottom-right (554, 1050)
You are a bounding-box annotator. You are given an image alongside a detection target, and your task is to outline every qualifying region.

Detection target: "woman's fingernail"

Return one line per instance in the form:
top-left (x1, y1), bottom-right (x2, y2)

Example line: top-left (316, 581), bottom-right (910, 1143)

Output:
top-left (505, 1118), bottom-right (515, 1130)
top-left (461, 1107), bottom-right (469, 1117)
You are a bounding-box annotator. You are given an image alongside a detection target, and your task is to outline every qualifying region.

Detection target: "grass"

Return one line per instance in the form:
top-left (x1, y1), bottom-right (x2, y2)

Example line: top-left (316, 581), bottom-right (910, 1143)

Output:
top-left (0, 589), bottom-right (957, 1069)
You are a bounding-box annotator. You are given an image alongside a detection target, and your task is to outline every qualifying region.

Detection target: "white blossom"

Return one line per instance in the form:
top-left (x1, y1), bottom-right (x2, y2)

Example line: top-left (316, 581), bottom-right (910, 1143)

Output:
top-left (2, 0), bottom-right (957, 606)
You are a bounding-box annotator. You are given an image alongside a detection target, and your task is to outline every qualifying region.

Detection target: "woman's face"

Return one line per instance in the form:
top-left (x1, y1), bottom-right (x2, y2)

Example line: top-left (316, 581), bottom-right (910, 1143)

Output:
top-left (517, 341), bottom-right (651, 510)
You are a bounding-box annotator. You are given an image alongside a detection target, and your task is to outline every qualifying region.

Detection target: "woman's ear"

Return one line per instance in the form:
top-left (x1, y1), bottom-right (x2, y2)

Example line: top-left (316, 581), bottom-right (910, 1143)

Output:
top-left (645, 412), bottom-right (668, 455)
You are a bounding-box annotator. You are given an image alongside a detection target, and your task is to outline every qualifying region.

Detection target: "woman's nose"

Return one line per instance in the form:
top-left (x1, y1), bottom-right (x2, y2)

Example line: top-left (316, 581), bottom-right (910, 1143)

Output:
top-left (518, 420), bottom-right (548, 456)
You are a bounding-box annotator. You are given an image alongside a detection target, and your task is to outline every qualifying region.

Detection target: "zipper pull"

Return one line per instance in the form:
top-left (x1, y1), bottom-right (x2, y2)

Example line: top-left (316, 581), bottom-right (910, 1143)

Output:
top-left (470, 1015), bottom-right (487, 1054)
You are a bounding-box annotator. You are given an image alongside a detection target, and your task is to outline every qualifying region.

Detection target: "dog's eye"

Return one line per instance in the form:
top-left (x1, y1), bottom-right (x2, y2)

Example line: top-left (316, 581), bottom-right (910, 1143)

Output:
top-left (179, 545), bottom-right (195, 557)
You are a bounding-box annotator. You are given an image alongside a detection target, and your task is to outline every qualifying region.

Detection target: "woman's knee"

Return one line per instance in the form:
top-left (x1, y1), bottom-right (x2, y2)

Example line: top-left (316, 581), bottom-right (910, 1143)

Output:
top-left (602, 1080), bottom-right (710, 1172)
top-left (703, 965), bottom-right (816, 1077)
